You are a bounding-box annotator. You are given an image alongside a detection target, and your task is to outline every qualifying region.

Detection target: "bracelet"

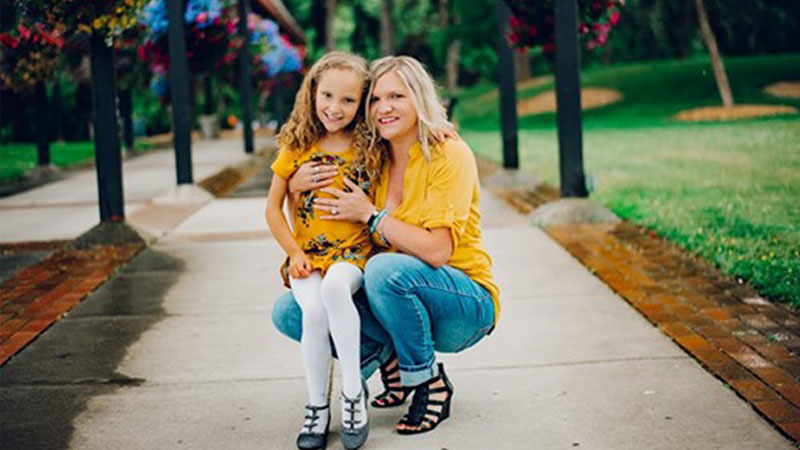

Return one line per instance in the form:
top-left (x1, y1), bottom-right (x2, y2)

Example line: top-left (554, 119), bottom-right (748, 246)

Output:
top-left (376, 213), bottom-right (390, 246)
top-left (369, 209), bottom-right (388, 235)
top-left (365, 208), bottom-right (380, 230)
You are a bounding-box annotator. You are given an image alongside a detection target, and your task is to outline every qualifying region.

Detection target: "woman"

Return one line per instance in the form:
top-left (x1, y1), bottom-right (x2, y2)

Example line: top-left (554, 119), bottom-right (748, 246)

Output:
top-left (272, 55), bottom-right (500, 435)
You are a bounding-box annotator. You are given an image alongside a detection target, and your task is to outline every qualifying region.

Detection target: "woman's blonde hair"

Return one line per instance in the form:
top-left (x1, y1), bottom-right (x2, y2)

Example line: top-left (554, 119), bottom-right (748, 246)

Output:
top-left (278, 51), bottom-right (384, 181)
top-left (367, 56), bottom-right (454, 160)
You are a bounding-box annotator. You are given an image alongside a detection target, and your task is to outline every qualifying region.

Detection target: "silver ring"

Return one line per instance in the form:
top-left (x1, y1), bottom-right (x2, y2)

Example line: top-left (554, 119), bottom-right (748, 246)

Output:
top-left (332, 208), bottom-right (339, 216)
top-left (312, 176), bottom-right (318, 183)
top-left (314, 166), bottom-right (320, 174)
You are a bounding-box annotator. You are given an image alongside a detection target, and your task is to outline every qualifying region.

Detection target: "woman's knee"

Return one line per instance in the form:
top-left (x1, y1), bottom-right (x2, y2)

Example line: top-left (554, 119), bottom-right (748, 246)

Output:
top-left (271, 291), bottom-right (303, 342)
top-left (364, 253), bottom-right (422, 296)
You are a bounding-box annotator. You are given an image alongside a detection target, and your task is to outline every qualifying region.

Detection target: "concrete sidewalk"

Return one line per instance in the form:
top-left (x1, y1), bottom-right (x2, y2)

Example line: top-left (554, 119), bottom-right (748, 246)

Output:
top-left (0, 137), bottom-right (257, 243)
top-left (0, 161), bottom-right (792, 449)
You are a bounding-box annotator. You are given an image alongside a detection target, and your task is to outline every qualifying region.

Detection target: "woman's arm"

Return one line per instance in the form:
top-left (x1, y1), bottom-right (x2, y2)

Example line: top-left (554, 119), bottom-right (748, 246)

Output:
top-left (265, 174), bottom-right (311, 278)
top-left (378, 217), bottom-right (453, 268)
top-left (314, 178), bottom-right (454, 268)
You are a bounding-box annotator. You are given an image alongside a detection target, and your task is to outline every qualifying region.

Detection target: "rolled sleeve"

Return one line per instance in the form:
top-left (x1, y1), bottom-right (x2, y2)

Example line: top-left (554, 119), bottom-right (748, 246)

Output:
top-left (418, 144), bottom-right (476, 248)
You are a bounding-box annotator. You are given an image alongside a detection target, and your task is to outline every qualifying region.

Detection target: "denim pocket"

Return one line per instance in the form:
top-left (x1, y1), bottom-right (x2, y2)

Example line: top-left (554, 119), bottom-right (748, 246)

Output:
top-left (455, 324), bottom-right (492, 353)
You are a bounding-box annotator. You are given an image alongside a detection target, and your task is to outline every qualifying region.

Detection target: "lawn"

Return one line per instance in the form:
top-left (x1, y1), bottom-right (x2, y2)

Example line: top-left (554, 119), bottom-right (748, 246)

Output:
top-left (457, 54), bottom-right (800, 306)
top-left (0, 141), bottom-right (154, 181)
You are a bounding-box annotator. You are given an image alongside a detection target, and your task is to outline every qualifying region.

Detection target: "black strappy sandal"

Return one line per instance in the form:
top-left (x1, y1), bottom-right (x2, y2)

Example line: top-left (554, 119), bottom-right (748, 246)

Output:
top-left (370, 352), bottom-right (413, 408)
top-left (396, 363), bottom-right (453, 435)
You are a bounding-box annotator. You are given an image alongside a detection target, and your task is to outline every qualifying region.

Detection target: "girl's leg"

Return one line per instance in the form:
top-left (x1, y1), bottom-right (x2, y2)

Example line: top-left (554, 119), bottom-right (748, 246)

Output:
top-left (290, 272), bottom-right (331, 407)
top-left (272, 286), bottom-right (394, 380)
top-left (319, 262), bottom-right (363, 398)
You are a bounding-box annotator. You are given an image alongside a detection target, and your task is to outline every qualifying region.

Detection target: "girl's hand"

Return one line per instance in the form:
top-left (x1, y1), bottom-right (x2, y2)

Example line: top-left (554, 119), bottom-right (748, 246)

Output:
top-left (288, 161), bottom-right (338, 193)
top-left (314, 178), bottom-right (376, 223)
top-left (288, 250), bottom-right (312, 279)
top-left (431, 126), bottom-right (460, 142)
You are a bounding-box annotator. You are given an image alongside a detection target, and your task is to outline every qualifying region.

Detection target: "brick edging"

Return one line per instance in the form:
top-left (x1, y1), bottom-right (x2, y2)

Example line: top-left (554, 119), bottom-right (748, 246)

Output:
top-left (0, 243), bottom-right (145, 366)
top-left (545, 222), bottom-right (800, 443)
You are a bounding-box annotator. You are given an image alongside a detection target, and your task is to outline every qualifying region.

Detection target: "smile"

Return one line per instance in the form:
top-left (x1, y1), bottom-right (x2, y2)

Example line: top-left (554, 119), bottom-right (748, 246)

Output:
top-left (377, 117), bottom-right (398, 124)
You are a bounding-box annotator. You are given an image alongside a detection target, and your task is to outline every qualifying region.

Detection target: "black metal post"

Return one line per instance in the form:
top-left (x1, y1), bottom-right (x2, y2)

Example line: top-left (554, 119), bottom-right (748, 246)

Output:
top-left (34, 82), bottom-right (51, 166)
top-left (238, 0), bottom-right (254, 154)
top-left (203, 75), bottom-right (215, 115)
top-left (89, 34), bottom-right (124, 221)
top-left (496, 1), bottom-right (518, 169)
top-left (167, 0), bottom-right (194, 184)
top-left (554, 0), bottom-right (588, 197)
top-left (119, 88), bottom-right (135, 151)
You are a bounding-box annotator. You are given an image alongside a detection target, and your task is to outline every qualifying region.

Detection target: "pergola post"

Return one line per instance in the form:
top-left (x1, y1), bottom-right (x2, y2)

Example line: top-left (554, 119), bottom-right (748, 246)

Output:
top-left (167, 0), bottom-right (194, 184)
top-left (34, 82), bottom-right (51, 167)
top-left (496, 0), bottom-right (519, 169)
top-left (554, 0), bottom-right (588, 197)
top-left (89, 34), bottom-right (124, 221)
top-left (238, 0), bottom-right (255, 154)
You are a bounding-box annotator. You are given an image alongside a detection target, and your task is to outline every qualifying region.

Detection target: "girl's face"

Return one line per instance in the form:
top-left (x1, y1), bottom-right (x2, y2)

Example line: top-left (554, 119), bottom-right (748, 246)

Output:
top-left (315, 68), bottom-right (363, 134)
top-left (369, 71), bottom-right (418, 145)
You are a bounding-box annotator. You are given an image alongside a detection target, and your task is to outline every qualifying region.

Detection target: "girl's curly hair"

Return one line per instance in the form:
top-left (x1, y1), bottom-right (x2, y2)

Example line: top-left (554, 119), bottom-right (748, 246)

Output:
top-left (277, 51), bottom-right (385, 183)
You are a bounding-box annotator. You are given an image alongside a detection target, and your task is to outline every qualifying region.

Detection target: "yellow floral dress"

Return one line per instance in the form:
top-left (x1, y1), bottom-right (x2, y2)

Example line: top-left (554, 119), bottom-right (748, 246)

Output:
top-left (271, 144), bottom-right (374, 286)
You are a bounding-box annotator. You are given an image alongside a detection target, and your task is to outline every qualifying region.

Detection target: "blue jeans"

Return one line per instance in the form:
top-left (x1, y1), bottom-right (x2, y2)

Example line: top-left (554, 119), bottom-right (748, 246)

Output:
top-left (272, 253), bottom-right (495, 387)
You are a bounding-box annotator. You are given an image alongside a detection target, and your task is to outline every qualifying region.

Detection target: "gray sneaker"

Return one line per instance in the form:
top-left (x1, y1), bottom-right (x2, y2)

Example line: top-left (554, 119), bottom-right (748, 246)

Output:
top-left (340, 379), bottom-right (369, 450)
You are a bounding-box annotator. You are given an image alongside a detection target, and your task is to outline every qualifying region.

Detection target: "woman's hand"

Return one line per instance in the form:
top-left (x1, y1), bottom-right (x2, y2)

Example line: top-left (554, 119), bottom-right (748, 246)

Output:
top-left (288, 250), bottom-right (312, 279)
top-left (288, 161), bottom-right (338, 193)
top-left (314, 178), bottom-right (376, 223)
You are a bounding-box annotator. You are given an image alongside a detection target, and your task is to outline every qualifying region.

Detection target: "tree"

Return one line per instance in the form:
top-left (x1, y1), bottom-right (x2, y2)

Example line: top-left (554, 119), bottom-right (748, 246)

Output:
top-left (326, 0), bottom-right (337, 50)
top-left (437, 0), bottom-right (460, 90)
top-left (694, 0), bottom-right (733, 107)
top-left (380, 0), bottom-right (393, 55)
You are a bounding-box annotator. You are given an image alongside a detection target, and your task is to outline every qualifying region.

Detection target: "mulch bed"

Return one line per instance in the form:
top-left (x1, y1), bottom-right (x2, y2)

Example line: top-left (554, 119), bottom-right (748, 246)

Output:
top-left (673, 104), bottom-right (798, 122)
top-left (517, 87), bottom-right (623, 116)
top-left (764, 81), bottom-right (800, 99)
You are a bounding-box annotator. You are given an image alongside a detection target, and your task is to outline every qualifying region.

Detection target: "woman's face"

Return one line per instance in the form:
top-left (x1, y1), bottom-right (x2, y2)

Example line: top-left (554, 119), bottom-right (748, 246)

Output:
top-left (315, 68), bottom-right (363, 134)
top-left (369, 71), bottom-right (418, 145)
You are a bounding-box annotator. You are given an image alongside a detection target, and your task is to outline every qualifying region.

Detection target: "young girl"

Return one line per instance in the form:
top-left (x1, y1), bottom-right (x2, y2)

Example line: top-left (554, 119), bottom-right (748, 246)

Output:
top-left (265, 52), bottom-right (381, 450)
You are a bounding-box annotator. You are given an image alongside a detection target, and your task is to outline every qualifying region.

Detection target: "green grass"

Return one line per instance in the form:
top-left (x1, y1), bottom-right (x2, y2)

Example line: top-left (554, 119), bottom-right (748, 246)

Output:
top-left (458, 54), bottom-right (800, 306)
top-left (0, 141), bottom-right (154, 181)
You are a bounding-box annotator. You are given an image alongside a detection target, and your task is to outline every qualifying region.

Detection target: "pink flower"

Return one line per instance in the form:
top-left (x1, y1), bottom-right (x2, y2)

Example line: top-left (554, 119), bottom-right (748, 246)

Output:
top-left (610, 10), bottom-right (620, 25)
top-left (579, 22), bottom-right (589, 34)
top-left (509, 16), bottom-right (521, 28)
top-left (18, 24), bottom-right (30, 39)
top-left (543, 43), bottom-right (555, 53)
top-left (0, 33), bottom-right (19, 49)
top-left (197, 12), bottom-right (207, 23)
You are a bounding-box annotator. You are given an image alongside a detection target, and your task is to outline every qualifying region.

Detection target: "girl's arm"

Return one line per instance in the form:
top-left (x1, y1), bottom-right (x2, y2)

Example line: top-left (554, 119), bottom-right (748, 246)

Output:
top-left (265, 174), bottom-right (311, 278)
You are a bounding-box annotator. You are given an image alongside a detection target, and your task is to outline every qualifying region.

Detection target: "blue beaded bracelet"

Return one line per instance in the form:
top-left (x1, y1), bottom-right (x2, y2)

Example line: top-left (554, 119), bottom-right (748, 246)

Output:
top-left (369, 209), bottom-right (388, 235)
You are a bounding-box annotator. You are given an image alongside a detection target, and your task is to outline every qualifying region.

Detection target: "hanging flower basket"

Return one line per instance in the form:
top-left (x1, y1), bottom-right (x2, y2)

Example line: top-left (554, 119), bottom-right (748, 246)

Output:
top-left (0, 21), bottom-right (64, 92)
top-left (502, 0), bottom-right (624, 53)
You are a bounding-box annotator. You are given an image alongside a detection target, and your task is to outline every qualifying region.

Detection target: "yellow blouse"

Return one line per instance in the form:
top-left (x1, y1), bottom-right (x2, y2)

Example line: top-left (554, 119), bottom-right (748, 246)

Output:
top-left (372, 139), bottom-right (501, 326)
top-left (271, 144), bottom-right (374, 285)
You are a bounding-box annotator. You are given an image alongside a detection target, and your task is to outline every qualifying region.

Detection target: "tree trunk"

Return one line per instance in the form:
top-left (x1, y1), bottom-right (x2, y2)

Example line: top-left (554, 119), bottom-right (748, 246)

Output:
top-left (694, 0), bottom-right (733, 107)
top-left (325, 0), bottom-right (337, 51)
top-left (380, 0), bottom-right (393, 56)
top-left (513, 48), bottom-right (531, 81)
top-left (439, 0), bottom-right (460, 91)
top-left (445, 40), bottom-right (461, 91)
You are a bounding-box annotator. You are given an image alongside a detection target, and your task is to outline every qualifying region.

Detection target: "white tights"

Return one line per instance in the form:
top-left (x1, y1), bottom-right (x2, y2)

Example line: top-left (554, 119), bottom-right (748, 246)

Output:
top-left (290, 262), bottom-right (363, 407)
